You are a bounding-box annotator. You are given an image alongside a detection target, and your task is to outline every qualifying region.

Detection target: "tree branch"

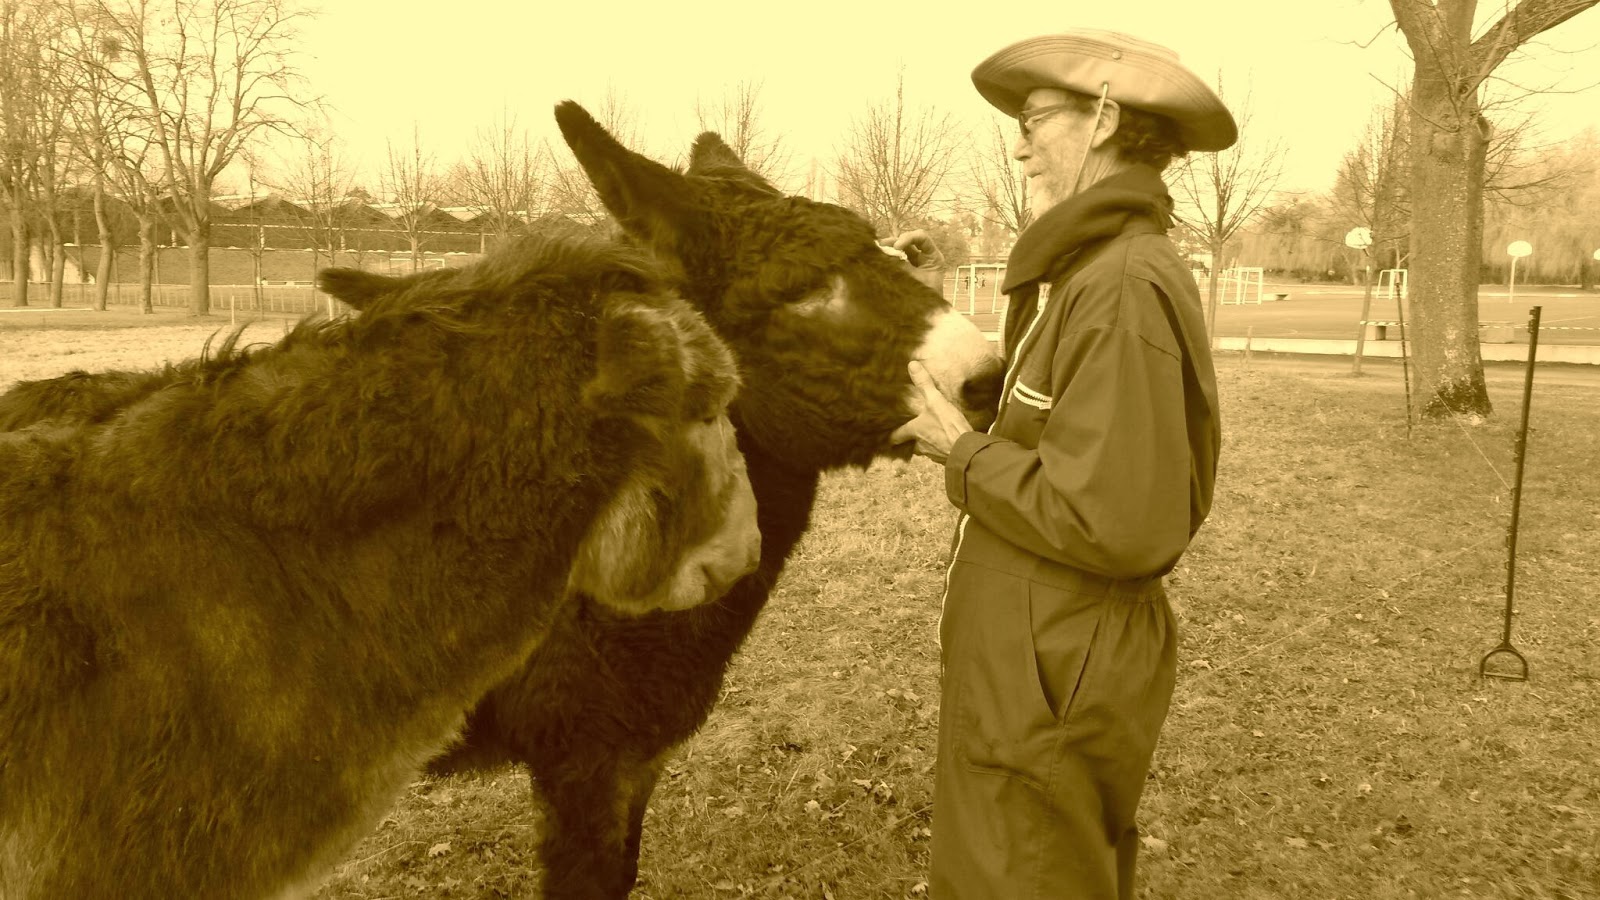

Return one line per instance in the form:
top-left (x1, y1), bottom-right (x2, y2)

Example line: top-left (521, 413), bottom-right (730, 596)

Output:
top-left (1472, 0), bottom-right (1600, 78)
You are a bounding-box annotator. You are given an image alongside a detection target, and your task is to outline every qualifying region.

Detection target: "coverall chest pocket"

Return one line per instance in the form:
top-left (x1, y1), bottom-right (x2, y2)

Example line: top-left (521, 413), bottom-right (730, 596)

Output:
top-left (944, 560), bottom-right (1105, 788)
top-left (997, 379), bottom-right (1053, 450)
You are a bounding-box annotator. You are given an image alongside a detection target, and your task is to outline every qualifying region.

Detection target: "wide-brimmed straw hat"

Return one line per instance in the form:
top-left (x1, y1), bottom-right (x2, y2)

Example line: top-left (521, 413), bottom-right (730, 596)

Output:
top-left (972, 29), bottom-right (1237, 152)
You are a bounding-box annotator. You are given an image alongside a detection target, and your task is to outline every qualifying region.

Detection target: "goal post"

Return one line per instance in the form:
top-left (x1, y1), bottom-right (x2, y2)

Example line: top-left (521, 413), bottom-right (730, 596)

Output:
top-left (1378, 268), bottom-right (1408, 302)
top-left (956, 263), bottom-right (1008, 315)
top-left (1219, 266), bottom-right (1265, 305)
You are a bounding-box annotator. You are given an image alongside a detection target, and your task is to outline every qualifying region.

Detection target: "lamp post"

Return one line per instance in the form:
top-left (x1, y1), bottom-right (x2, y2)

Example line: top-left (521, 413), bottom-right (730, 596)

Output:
top-left (1507, 240), bottom-right (1532, 305)
top-left (1346, 227), bottom-right (1374, 374)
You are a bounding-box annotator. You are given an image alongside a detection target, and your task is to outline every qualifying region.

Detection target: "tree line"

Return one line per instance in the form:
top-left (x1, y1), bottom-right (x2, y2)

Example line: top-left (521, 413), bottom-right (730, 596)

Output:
top-left (4, 0), bottom-right (1596, 418)
top-left (0, 0), bottom-right (796, 315)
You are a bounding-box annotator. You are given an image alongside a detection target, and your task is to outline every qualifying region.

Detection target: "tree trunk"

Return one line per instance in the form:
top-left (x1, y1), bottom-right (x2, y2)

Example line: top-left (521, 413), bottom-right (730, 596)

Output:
top-left (1204, 238), bottom-right (1224, 341)
top-left (94, 184), bottom-right (112, 311)
top-left (47, 219), bottom-right (64, 310)
top-left (50, 233), bottom-right (64, 308)
top-left (253, 224), bottom-right (265, 311)
top-left (187, 222), bottom-right (211, 316)
top-left (138, 218), bottom-right (155, 315)
top-left (1406, 81), bottom-right (1492, 419)
top-left (10, 209), bottom-right (27, 308)
top-left (410, 235), bottom-right (421, 273)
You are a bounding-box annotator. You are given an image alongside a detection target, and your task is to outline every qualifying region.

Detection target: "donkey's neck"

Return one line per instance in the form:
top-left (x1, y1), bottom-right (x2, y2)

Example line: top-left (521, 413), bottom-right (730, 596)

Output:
top-left (682, 425), bottom-right (820, 654)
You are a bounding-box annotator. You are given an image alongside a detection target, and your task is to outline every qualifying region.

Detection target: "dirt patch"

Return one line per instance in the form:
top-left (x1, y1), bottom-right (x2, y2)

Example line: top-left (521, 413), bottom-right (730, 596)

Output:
top-left (0, 311), bottom-right (299, 389)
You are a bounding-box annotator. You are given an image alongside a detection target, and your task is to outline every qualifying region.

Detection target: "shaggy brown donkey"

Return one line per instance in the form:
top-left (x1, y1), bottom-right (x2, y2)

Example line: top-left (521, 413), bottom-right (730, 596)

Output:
top-left (0, 368), bottom-right (173, 430)
top-left (0, 233), bottom-right (760, 900)
top-left (423, 104), bottom-right (1005, 899)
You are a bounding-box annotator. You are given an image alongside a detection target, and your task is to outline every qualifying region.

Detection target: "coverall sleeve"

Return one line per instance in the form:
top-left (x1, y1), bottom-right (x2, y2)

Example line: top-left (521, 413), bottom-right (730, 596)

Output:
top-left (944, 291), bottom-right (1192, 578)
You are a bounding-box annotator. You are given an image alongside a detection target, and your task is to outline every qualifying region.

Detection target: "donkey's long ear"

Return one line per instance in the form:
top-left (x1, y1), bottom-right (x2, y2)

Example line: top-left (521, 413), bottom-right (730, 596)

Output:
top-left (555, 101), bottom-right (706, 257)
top-left (687, 132), bottom-right (780, 195)
top-left (317, 268), bottom-right (400, 311)
top-left (687, 132), bottom-right (745, 173)
top-left (581, 300), bottom-right (689, 427)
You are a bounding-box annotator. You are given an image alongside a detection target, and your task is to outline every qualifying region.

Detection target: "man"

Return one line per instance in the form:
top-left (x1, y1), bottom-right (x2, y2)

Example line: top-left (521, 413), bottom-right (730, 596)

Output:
top-left (891, 29), bottom-right (1232, 900)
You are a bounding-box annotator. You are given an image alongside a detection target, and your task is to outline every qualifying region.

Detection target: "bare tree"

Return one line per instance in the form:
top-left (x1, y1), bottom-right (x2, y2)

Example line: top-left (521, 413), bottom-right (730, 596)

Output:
top-left (61, 1), bottom-right (126, 310)
top-left (832, 72), bottom-right (962, 237)
top-left (1169, 77), bottom-right (1284, 337)
top-left (1483, 125), bottom-right (1600, 284)
top-left (1386, 0), bottom-right (1599, 418)
top-left (0, 0), bottom-right (49, 307)
top-left (454, 108), bottom-right (545, 247)
top-left (273, 123), bottom-right (356, 278)
top-left (1331, 92), bottom-right (1412, 275)
top-left (1242, 193), bottom-right (1347, 280)
top-left (380, 123), bottom-right (442, 271)
top-left (967, 113), bottom-right (1031, 242)
top-left (238, 149), bottom-right (268, 308)
top-left (65, 2), bottom-right (172, 314)
top-left (693, 80), bottom-right (791, 187)
top-left (89, 0), bottom-right (311, 315)
top-left (97, 123), bottom-right (167, 316)
top-left (32, 25), bottom-right (74, 309)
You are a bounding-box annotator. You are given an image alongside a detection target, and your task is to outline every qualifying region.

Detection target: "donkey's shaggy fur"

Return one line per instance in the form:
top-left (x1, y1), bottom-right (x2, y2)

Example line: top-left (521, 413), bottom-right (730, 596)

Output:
top-left (0, 234), bottom-right (757, 900)
top-left (425, 104), bottom-right (1004, 899)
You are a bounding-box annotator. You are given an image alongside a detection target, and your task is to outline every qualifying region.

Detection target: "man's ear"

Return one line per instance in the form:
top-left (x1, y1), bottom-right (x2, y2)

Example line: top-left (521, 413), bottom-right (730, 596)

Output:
top-left (1092, 99), bottom-right (1122, 150)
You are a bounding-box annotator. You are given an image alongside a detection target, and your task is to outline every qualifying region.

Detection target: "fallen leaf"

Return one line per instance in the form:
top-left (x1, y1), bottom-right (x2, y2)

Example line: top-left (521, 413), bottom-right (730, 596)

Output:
top-left (426, 841), bottom-right (451, 858)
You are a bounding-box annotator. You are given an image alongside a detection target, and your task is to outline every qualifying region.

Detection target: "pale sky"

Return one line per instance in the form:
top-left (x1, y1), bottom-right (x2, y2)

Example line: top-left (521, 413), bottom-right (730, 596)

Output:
top-left (290, 0), bottom-right (1600, 200)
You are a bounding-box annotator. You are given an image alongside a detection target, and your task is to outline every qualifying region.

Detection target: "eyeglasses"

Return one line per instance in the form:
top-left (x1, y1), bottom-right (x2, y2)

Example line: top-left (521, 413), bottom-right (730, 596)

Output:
top-left (1017, 102), bottom-right (1077, 139)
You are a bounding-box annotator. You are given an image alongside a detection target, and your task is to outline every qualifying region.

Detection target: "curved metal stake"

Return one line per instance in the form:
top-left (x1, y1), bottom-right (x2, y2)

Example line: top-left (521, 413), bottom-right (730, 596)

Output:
top-left (1479, 306), bottom-right (1541, 682)
top-left (1479, 642), bottom-right (1528, 681)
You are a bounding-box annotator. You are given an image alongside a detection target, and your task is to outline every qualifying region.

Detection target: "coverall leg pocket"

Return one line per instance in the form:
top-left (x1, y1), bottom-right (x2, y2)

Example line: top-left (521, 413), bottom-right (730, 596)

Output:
top-left (943, 564), bottom-right (1100, 785)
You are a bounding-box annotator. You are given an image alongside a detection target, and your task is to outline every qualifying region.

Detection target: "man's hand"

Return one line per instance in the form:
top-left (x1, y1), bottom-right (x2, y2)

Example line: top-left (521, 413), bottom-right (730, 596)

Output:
top-left (889, 229), bottom-right (947, 293)
top-left (891, 229), bottom-right (945, 269)
top-left (890, 361), bottom-right (974, 464)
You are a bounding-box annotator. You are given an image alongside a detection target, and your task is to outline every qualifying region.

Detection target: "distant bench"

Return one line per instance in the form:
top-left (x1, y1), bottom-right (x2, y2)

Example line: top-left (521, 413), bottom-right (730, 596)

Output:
top-left (1361, 321), bottom-right (1524, 342)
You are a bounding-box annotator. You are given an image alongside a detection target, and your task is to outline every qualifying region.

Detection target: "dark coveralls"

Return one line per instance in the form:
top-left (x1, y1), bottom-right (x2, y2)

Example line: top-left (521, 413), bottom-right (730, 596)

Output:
top-left (929, 165), bottom-right (1220, 900)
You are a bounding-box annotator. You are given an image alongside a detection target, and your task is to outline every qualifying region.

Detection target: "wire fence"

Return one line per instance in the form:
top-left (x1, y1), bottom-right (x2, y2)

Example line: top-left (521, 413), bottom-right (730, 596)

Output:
top-left (0, 282), bottom-right (340, 316)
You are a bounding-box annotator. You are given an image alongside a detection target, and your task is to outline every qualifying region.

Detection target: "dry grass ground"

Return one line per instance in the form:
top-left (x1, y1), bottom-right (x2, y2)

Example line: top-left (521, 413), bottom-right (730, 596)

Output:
top-left (3, 319), bottom-right (1595, 899)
